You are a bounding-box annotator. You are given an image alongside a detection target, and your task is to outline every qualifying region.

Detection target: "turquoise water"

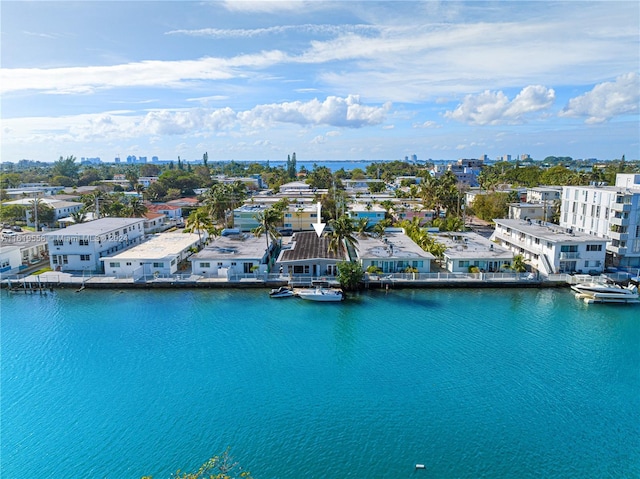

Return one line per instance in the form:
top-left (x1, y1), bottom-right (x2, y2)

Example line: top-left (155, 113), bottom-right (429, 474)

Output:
top-left (1, 288), bottom-right (639, 478)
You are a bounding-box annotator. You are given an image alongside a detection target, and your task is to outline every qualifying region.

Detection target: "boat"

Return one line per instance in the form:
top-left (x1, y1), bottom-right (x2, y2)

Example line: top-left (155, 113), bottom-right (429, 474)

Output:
top-left (269, 286), bottom-right (295, 298)
top-left (571, 281), bottom-right (639, 304)
top-left (296, 286), bottom-right (345, 302)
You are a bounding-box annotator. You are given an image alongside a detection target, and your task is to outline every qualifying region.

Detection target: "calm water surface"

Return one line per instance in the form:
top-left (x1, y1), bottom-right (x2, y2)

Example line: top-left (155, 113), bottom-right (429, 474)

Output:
top-left (1, 287), bottom-right (639, 478)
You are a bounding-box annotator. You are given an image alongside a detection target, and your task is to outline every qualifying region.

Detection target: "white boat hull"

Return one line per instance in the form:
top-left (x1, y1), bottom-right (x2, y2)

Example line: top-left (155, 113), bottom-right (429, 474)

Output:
top-left (296, 288), bottom-right (344, 302)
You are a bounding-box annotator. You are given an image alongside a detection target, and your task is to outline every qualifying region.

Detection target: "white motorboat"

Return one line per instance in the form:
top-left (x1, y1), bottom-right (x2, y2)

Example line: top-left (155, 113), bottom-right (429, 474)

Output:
top-left (269, 286), bottom-right (295, 298)
top-left (296, 287), bottom-right (345, 302)
top-left (571, 282), bottom-right (639, 304)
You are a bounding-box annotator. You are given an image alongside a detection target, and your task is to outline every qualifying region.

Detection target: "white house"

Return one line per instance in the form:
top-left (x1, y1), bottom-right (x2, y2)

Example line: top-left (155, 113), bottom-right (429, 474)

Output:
top-left (3, 197), bottom-right (83, 227)
top-left (43, 217), bottom-right (145, 273)
top-left (356, 229), bottom-right (435, 273)
top-left (434, 231), bottom-right (513, 273)
top-left (0, 245), bottom-right (23, 276)
top-left (189, 232), bottom-right (273, 278)
top-left (492, 219), bottom-right (608, 276)
top-left (101, 232), bottom-right (200, 278)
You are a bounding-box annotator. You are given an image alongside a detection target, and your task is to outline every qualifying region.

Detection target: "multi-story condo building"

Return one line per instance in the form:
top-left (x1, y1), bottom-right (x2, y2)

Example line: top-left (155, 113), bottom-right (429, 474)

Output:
top-left (492, 219), bottom-right (607, 276)
top-left (348, 204), bottom-right (387, 227)
top-left (233, 204), bottom-right (270, 232)
top-left (282, 203), bottom-right (318, 232)
top-left (43, 217), bottom-right (145, 272)
top-left (560, 174), bottom-right (640, 268)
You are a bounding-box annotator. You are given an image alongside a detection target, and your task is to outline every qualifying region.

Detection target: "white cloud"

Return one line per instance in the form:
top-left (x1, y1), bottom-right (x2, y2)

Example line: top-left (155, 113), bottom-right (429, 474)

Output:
top-left (413, 120), bottom-right (440, 129)
top-left (238, 95), bottom-right (390, 128)
top-left (166, 24), bottom-right (379, 39)
top-left (445, 86), bottom-right (555, 125)
top-left (559, 72), bottom-right (639, 123)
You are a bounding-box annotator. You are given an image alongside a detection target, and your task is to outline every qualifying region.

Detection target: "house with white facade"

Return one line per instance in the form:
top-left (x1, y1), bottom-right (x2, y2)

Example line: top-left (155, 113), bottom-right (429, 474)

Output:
top-left (189, 232), bottom-right (274, 278)
top-left (0, 245), bottom-right (23, 276)
top-left (434, 231), bottom-right (513, 273)
top-left (560, 174), bottom-right (640, 268)
top-left (43, 217), bottom-right (145, 272)
top-left (356, 229), bottom-right (434, 274)
top-left (4, 197), bottom-right (83, 227)
top-left (1, 231), bottom-right (48, 268)
top-left (492, 219), bottom-right (607, 276)
top-left (508, 202), bottom-right (555, 222)
top-left (101, 232), bottom-right (200, 278)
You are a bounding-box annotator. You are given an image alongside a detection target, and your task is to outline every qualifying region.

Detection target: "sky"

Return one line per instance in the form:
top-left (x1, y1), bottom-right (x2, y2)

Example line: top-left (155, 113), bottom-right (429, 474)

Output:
top-left (1, 1), bottom-right (639, 164)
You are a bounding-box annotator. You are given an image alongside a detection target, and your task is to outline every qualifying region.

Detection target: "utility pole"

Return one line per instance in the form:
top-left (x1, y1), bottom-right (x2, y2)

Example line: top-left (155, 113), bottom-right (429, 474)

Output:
top-left (33, 194), bottom-right (39, 232)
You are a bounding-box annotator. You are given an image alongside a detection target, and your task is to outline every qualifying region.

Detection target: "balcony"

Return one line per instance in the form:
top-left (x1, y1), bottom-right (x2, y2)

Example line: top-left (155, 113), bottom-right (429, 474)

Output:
top-left (559, 252), bottom-right (580, 260)
top-left (608, 244), bottom-right (627, 256)
top-left (609, 230), bottom-right (628, 241)
top-left (611, 202), bottom-right (631, 212)
top-left (609, 216), bottom-right (629, 226)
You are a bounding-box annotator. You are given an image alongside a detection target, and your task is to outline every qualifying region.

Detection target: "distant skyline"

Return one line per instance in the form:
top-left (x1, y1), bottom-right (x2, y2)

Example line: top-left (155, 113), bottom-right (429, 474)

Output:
top-left (1, 1), bottom-right (638, 163)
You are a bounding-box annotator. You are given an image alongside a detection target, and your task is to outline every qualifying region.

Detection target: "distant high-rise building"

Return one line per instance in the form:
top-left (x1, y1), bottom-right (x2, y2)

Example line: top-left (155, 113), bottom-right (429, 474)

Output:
top-left (114, 156), bottom-right (121, 164)
top-left (410, 154), bottom-right (417, 162)
top-left (151, 156), bottom-right (159, 163)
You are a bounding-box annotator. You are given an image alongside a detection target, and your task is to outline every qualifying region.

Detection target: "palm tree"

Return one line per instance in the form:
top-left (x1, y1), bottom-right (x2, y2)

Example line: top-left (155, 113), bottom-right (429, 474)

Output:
top-left (70, 210), bottom-right (88, 224)
top-left (328, 215), bottom-right (358, 259)
top-left (511, 254), bottom-right (528, 273)
top-left (355, 218), bottom-right (373, 238)
top-left (252, 207), bottom-right (281, 271)
top-left (125, 197), bottom-right (148, 218)
top-left (184, 208), bottom-right (212, 247)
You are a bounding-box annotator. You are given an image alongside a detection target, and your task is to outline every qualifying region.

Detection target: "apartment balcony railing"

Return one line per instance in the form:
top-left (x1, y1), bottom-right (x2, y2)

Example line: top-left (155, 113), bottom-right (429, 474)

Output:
top-left (607, 244), bottom-right (627, 256)
top-left (559, 252), bottom-right (580, 260)
top-left (609, 230), bottom-right (628, 241)
top-left (611, 202), bottom-right (631, 212)
top-left (609, 216), bottom-right (629, 226)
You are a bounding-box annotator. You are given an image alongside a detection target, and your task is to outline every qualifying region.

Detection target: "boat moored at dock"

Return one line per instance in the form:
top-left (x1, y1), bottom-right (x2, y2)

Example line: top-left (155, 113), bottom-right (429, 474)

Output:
top-left (571, 281), bottom-right (639, 304)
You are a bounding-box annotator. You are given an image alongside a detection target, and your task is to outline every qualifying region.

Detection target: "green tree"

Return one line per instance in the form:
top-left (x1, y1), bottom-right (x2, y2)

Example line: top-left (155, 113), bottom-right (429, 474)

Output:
top-left (306, 165), bottom-right (333, 189)
top-left (336, 261), bottom-right (364, 291)
top-left (69, 210), bottom-right (88, 224)
top-left (328, 215), bottom-right (358, 258)
top-left (125, 197), bottom-right (148, 218)
top-left (511, 254), bottom-right (528, 273)
top-left (0, 204), bottom-right (26, 223)
top-left (252, 207), bottom-right (281, 271)
top-left (51, 155), bottom-right (79, 179)
top-left (0, 172), bottom-right (22, 189)
top-left (28, 199), bottom-right (55, 228)
top-left (367, 181), bottom-right (386, 194)
top-left (184, 208), bottom-right (212, 246)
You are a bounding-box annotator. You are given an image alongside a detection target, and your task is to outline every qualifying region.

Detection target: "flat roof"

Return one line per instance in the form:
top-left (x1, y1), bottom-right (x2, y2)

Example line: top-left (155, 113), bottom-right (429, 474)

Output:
top-left (4, 198), bottom-right (83, 208)
top-left (42, 217), bottom-right (144, 236)
top-left (494, 219), bottom-right (608, 244)
top-left (356, 231), bottom-right (435, 260)
top-left (434, 231), bottom-right (512, 260)
top-left (1, 231), bottom-right (47, 248)
top-left (103, 232), bottom-right (200, 260)
top-left (190, 233), bottom-right (267, 260)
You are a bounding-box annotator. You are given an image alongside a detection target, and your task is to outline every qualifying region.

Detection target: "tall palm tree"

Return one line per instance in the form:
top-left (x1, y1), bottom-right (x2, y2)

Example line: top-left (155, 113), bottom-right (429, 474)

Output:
top-left (252, 207), bottom-right (281, 271)
top-left (184, 208), bottom-right (212, 247)
top-left (328, 215), bottom-right (358, 259)
top-left (125, 197), bottom-right (148, 218)
top-left (355, 218), bottom-right (373, 238)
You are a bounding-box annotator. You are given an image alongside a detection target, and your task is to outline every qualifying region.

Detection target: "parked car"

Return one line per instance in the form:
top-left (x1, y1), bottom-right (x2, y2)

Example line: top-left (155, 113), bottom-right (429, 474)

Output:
top-left (12, 225), bottom-right (22, 232)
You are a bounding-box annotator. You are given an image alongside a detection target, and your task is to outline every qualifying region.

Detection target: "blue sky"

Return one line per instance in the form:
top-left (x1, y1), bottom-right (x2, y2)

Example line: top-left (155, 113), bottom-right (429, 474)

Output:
top-left (1, 1), bottom-right (638, 163)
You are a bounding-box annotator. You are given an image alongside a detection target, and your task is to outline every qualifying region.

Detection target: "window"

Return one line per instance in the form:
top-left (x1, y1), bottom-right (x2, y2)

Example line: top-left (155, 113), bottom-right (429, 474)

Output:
top-left (152, 262), bottom-right (163, 268)
top-left (586, 244), bottom-right (602, 251)
top-left (459, 260), bottom-right (469, 267)
top-left (200, 262), bottom-right (210, 268)
top-left (62, 255), bottom-right (68, 264)
top-left (109, 262), bottom-right (120, 267)
top-left (560, 245), bottom-right (578, 253)
top-left (53, 239), bottom-right (63, 246)
top-left (80, 255), bottom-right (90, 261)
top-left (79, 239), bottom-right (89, 246)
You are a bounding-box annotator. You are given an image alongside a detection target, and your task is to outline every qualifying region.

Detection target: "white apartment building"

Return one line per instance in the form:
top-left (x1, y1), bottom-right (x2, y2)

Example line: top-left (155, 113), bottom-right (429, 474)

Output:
top-left (560, 174), bottom-right (640, 268)
top-left (492, 219), bottom-right (607, 276)
top-left (101, 232), bottom-right (200, 278)
top-left (43, 217), bottom-right (145, 273)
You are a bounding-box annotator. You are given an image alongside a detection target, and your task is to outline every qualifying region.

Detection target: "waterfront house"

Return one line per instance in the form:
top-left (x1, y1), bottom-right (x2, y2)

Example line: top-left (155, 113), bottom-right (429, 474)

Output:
top-left (434, 231), bottom-right (513, 273)
top-left (492, 218), bottom-right (607, 276)
top-left (0, 231), bottom-right (48, 269)
top-left (189, 232), bottom-right (273, 278)
top-left (0, 245), bottom-right (23, 276)
top-left (101, 232), bottom-right (200, 279)
top-left (356, 229), bottom-right (435, 274)
top-left (275, 231), bottom-right (348, 278)
top-left (43, 217), bottom-right (145, 273)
